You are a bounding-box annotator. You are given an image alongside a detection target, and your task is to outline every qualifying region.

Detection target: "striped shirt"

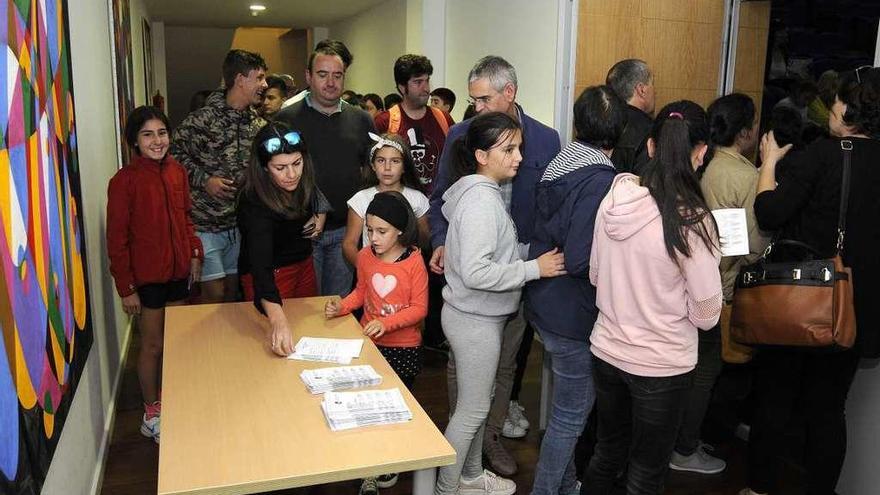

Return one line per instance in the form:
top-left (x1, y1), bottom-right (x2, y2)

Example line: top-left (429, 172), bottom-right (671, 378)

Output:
top-left (541, 141), bottom-right (614, 182)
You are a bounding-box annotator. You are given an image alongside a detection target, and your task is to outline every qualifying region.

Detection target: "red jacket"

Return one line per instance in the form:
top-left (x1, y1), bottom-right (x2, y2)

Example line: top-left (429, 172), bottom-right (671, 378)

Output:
top-left (106, 153), bottom-right (203, 297)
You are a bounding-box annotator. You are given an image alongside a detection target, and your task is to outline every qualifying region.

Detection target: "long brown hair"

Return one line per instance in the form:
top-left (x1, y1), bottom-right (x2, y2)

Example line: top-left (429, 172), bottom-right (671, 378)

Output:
top-left (449, 112), bottom-right (521, 183)
top-left (640, 100), bottom-right (718, 260)
top-left (244, 122), bottom-right (316, 219)
top-left (364, 133), bottom-right (421, 189)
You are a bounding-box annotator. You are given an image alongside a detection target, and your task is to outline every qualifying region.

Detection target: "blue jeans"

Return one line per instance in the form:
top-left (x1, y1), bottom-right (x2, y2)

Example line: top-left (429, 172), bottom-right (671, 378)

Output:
top-left (531, 328), bottom-right (594, 495)
top-left (312, 226), bottom-right (353, 296)
top-left (583, 356), bottom-right (692, 495)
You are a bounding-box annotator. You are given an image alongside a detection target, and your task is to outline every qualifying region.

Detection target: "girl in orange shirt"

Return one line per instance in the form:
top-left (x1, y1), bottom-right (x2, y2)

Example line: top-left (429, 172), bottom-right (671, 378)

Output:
top-left (325, 191), bottom-right (428, 388)
top-left (325, 191), bottom-right (428, 495)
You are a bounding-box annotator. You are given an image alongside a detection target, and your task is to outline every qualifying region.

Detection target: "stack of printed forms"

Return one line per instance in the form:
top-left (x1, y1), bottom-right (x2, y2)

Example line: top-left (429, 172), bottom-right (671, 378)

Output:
top-left (300, 365), bottom-right (383, 394)
top-left (288, 337), bottom-right (364, 364)
top-left (320, 388), bottom-right (413, 431)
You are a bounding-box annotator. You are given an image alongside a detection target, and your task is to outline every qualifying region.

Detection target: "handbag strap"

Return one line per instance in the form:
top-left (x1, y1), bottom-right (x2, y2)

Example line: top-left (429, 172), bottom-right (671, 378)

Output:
top-left (837, 140), bottom-right (853, 253)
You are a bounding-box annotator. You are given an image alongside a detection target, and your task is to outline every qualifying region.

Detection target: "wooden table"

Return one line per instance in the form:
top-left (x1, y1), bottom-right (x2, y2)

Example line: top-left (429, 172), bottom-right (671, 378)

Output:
top-left (157, 296), bottom-right (455, 495)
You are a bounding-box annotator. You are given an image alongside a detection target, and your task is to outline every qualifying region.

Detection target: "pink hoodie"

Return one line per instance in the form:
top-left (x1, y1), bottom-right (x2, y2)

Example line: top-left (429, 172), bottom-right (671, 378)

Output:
top-left (589, 174), bottom-right (722, 377)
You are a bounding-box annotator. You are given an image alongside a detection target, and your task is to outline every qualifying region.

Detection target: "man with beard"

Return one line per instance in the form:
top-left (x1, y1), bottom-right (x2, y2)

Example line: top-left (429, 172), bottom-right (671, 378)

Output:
top-left (375, 54), bottom-right (453, 195)
top-left (274, 40), bottom-right (375, 297)
top-left (171, 49), bottom-right (268, 303)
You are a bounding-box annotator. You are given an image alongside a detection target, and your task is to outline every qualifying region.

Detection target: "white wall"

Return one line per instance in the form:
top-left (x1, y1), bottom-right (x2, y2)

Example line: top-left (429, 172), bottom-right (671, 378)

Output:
top-left (327, 0), bottom-right (408, 98)
top-left (445, 0), bottom-right (559, 125)
top-left (41, 0), bottom-right (133, 493)
top-left (326, 0), bottom-right (558, 125)
top-left (405, 0), bottom-right (424, 56)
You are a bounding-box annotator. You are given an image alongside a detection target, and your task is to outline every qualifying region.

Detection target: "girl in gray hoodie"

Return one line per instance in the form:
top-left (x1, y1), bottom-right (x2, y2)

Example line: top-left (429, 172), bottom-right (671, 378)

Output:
top-left (435, 112), bottom-right (566, 495)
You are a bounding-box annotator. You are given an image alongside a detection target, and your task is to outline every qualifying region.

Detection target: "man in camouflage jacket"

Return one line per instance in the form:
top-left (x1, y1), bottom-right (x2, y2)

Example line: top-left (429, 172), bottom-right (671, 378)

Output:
top-left (170, 49), bottom-right (267, 303)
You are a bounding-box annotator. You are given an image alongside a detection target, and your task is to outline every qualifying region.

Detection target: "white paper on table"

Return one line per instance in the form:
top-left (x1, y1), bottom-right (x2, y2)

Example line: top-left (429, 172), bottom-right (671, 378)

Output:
top-left (300, 365), bottom-right (382, 394)
top-left (320, 388), bottom-right (413, 431)
top-left (287, 337), bottom-right (365, 364)
top-left (711, 208), bottom-right (750, 257)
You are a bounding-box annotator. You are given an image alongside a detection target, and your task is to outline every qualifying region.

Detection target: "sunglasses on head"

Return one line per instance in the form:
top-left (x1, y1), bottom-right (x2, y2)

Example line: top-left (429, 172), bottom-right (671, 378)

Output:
top-left (261, 130), bottom-right (302, 154)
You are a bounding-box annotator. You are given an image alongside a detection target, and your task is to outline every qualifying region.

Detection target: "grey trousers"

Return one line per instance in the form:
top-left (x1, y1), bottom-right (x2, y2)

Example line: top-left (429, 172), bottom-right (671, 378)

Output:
top-left (435, 305), bottom-right (506, 495)
top-left (447, 305), bottom-right (528, 436)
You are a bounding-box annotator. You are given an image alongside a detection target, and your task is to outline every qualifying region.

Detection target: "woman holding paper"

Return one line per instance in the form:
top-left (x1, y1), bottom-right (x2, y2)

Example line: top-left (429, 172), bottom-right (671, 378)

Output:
top-left (237, 121), bottom-right (329, 356)
top-left (664, 93), bottom-right (772, 476)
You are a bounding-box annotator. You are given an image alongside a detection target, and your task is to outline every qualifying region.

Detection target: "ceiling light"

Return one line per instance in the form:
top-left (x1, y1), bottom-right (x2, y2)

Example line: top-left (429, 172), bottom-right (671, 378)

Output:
top-left (249, 4), bottom-right (266, 11)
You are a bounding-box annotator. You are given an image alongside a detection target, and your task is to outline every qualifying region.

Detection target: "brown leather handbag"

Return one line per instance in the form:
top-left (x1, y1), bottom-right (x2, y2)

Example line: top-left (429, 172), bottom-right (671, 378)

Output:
top-left (729, 140), bottom-right (856, 349)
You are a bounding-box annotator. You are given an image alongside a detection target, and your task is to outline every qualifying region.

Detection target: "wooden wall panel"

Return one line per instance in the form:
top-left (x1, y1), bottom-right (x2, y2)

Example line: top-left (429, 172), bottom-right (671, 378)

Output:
top-left (575, 14), bottom-right (641, 88)
top-left (576, 0), bottom-right (770, 117)
top-left (576, 0), bottom-right (726, 112)
top-left (582, 0), bottom-right (641, 17)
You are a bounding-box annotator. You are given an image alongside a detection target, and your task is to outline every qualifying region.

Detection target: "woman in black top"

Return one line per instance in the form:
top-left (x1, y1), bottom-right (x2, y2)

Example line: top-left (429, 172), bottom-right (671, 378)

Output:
top-left (238, 121), bottom-right (329, 357)
top-left (740, 68), bottom-right (880, 495)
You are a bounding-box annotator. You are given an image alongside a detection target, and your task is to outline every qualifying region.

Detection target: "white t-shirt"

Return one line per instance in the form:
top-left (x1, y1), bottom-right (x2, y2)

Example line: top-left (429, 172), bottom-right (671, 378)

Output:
top-left (347, 186), bottom-right (429, 247)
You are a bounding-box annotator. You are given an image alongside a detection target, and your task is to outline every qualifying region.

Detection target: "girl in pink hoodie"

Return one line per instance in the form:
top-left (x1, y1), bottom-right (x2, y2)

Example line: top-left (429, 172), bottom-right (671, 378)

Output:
top-left (584, 101), bottom-right (722, 495)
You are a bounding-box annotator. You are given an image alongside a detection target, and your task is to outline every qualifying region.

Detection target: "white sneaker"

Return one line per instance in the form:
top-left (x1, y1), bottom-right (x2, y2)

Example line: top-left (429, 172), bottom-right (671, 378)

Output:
top-left (669, 442), bottom-right (726, 474)
top-left (140, 414), bottom-right (160, 444)
top-left (507, 400), bottom-right (530, 429)
top-left (458, 470), bottom-right (516, 495)
top-left (501, 417), bottom-right (527, 439)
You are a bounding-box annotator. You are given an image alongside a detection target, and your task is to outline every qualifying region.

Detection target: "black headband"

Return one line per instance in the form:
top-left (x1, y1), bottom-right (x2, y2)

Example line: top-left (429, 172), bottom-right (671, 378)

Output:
top-left (366, 193), bottom-right (409, 233)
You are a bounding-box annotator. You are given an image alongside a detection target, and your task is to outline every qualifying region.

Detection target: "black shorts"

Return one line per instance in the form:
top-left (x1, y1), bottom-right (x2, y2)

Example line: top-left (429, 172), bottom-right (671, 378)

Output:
top-left (137, 279), bottom-right (189, 309)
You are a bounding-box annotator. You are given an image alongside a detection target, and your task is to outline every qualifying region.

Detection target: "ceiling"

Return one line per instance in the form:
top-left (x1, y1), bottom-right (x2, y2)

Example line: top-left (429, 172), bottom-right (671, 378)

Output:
top-left (144, 0), bottom-right (389, 28)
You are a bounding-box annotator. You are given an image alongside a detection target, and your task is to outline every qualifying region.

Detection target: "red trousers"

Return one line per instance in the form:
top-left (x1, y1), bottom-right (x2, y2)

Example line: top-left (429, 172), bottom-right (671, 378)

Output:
top-left (241, 257), bottom-right (317, 301)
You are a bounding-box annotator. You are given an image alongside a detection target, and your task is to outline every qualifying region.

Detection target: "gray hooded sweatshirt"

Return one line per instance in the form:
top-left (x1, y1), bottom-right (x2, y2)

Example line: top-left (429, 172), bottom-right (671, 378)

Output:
top-left (441, 174), bottom-right (541, 318)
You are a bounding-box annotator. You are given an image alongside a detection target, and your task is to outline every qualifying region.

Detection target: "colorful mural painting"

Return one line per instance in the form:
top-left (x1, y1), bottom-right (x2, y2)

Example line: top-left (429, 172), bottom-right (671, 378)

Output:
top-left (0, 0), bottom-right (92, 493)
top-left (111, 0), bottom-right (134, 165)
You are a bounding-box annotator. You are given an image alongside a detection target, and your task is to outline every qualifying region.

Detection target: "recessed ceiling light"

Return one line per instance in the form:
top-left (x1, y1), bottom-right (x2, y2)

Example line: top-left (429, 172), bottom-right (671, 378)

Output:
top-left (249, 4), bottom-right (266, 11)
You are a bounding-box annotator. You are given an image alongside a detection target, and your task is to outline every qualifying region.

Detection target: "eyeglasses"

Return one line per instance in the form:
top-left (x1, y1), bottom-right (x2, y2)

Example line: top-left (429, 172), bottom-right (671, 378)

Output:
top-left (855, 65), bottom-right (874, 83)
top-left (261, 130), bottom-right (302, 154)
top-left (467, 94), bottom-right (495, 106)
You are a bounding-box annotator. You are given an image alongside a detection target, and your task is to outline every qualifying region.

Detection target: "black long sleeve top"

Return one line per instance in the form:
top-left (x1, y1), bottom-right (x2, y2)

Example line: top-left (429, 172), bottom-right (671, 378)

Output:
top-left (237, 188), bottom-right (330, 314)
top-left (754, 136), bottom-right (880, 356)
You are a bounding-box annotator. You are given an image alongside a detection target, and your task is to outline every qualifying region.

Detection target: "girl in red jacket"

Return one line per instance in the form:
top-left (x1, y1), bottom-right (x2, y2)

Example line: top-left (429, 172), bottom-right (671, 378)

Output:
top-left (106, 106), bottom-right (203, 444)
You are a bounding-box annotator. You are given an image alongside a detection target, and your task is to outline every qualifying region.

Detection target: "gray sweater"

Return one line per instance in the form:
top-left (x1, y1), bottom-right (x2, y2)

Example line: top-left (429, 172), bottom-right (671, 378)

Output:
top-left (441, 174), bottom-right (541, 318)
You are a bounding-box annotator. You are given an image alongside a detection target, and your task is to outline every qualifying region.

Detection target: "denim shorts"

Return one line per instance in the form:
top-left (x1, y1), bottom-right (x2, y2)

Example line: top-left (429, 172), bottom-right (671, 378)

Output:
top-left (197, 228), bottom-right (240, 282)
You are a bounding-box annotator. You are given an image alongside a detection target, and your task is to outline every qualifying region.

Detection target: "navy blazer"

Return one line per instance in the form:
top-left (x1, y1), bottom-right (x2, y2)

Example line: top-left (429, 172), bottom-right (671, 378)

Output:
top-left (428, 106), bottom-right (561, 248)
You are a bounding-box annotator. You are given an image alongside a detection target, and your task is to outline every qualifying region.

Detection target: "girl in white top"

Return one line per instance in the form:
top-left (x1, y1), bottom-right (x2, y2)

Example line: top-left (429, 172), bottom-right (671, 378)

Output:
top-left (343, 132), bottom-right (430, 266)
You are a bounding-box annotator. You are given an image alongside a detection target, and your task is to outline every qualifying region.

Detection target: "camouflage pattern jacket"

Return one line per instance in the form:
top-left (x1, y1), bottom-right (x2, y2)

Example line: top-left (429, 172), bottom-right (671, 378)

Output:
top-left (171, 90), bottom-right (266, 232)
